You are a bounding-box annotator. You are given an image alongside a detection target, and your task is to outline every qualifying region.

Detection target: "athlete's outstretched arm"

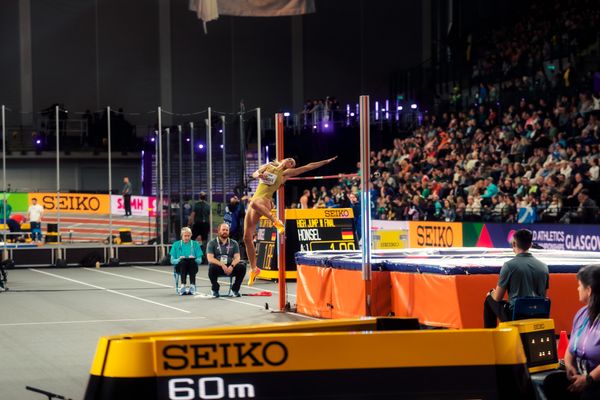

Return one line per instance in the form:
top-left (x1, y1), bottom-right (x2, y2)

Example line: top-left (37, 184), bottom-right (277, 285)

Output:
top-left (283, 156), bottom-right (337, 178)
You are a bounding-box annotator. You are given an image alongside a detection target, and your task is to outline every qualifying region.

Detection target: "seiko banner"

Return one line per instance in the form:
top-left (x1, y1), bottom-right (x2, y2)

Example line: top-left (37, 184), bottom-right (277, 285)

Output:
top-left (27, 192), bottom-right (156, 216)
top-left (408, 221), bottom-right (464, 248)
top-left (33, 193), bottom-right (110, 214)
top-left (110, 195), bottom-right (157, 217)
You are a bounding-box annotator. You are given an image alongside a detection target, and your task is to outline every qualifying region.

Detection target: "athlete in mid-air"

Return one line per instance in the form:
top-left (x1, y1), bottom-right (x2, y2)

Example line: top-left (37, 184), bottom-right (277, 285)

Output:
top-left (243, 156), bottom-right (337, 285)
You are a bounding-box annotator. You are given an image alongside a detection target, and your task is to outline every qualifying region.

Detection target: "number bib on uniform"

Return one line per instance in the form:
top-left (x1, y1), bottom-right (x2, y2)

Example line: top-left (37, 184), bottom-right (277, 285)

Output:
top-left (259, 171), bottom-right (277, 185)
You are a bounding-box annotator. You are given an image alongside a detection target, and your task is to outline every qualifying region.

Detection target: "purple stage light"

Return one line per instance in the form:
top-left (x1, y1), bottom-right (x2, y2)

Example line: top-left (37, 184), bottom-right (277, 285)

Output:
top-left (150, 137), bottom-right (155, 142)
top-left (397, 106), bottom-right (403, 111)
top-left (198, 144), bottom-right (204, 149)
top-left (35, 139), bottom-right (41, 145)
top-left (283, 112), bottom-right (290, 117)
top-left (219, 129), bottom-right (223, 133)
top-left (324, 123), bottom-right (329, 128)
top-left (385, 100), bottom-right (390, 119)
top-left (410, 104), bottom-right (417, 109)
top-left (186, 138), bottom-right (190, 142)
top-left (220, 144), bottom-right (223, 149)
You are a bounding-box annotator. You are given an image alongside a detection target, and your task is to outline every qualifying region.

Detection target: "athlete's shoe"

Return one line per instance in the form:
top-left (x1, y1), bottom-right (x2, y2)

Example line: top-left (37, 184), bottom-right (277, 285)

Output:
top-left (232, 290), bottom-right (241, 298)
top-left (273, 219), bottom-right (285, 234)
top-left (179, 285), bottom-right (187, 296)
top-left (248, 267), bottom-right (261, 286)
top-left (212, 290), bottom-right (220, 298)
top-left (189, 284), bottom-right (196, 295)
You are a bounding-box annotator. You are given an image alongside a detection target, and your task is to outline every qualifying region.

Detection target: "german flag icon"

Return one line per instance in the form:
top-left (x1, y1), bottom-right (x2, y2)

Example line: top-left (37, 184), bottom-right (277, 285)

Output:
top-left (342, 230), bottom-right (353, 240)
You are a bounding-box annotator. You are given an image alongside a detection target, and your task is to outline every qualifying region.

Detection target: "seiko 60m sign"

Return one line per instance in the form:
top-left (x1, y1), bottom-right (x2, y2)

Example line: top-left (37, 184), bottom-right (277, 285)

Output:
top-left (161, 341), bottom-right (288, 370)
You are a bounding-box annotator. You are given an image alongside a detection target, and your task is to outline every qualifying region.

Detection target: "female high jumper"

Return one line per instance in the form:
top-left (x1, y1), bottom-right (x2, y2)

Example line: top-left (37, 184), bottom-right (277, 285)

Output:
top-left (244, 156), bottom-right (337, 285)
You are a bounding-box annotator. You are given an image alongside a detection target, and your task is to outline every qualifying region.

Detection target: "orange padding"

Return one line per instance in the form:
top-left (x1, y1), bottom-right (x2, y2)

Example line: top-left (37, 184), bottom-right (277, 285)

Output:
top-left (390, 272), bottom-right (579, 332)
top-left (296, 265), bottom-right (580, 333)
top-left (296, 265), bottom-right (332, 318)
top-left (296, 265), bottom-right (391, 318)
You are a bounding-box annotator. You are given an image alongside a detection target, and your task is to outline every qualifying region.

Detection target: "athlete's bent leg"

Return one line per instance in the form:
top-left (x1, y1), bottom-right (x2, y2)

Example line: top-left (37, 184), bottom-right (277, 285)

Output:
top-left (243, 206), bottom-right (264, 285)
top-left (250, 199), bottom-right (285, 234)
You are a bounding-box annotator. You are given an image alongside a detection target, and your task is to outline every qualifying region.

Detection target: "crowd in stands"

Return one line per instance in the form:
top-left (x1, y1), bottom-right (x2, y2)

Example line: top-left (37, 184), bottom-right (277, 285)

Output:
top-left (365, 90), bottom-right (600, 224)
top-left (469, 0), bottom-right (599, 83)
top-left (295, 89), bottom-right (600, 224)
top-left (292, 0), bottom-right (600, 225)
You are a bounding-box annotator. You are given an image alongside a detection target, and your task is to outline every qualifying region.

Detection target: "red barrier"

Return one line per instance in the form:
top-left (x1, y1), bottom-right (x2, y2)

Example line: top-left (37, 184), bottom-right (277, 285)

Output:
top-left (390, 272), bottom-right (579, 332)
top-left (330, 269), bottom-right (391, 318)
top-left (297, 264), bottom-right (580, 333)
top-left (296, 266), bottom-right (391, 318)
top-left (296, 265), bottom-right (332, 318)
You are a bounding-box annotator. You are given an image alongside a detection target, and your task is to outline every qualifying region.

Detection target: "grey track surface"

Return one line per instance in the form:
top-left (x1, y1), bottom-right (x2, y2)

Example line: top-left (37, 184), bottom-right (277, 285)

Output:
top-left (0, 265), bottom-right (310, 400)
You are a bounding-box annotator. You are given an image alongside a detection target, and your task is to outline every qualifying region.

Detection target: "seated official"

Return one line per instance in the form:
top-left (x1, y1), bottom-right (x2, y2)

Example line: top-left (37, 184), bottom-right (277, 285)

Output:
top-left (483, 229), bottom-right (549, 328)
top-left (207, 223), bottom-right (246, 298)
top-left (543, 264), bottom-right (600, 400)
top-left (169, 227), bottom-right (203, 295)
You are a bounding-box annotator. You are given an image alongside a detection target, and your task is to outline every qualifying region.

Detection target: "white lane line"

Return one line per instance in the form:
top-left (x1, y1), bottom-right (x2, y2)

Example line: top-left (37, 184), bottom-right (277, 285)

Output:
top-left (134, 266), bottom-right (297, 297)
top-left (29, 268), bottom-right (191, 314)
top-left (83, 268), bottom-right (172, 288)
top-left (0, 316), bottom-right (206, 327)
top-left (204, 297), bottom-right (319, 319)
top-left (215, 297), bottom-right (267, 309)
top-left (283, 312), bottom-right (319, 320)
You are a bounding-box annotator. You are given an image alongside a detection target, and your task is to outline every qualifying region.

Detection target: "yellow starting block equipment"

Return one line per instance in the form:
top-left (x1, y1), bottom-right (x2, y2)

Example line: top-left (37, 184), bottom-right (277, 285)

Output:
top-left (84, 317), bottom-right (541, 400)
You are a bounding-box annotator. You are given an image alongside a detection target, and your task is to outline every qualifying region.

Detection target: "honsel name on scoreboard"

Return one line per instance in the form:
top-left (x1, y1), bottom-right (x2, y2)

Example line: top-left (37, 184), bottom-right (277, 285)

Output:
top-left (256, 208), bottom-right (358, 278)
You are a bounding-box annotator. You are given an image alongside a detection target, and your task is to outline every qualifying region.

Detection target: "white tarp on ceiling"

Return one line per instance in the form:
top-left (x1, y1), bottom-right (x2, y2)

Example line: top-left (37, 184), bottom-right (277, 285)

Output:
top-left (190, 0), bottom-right (315, 32)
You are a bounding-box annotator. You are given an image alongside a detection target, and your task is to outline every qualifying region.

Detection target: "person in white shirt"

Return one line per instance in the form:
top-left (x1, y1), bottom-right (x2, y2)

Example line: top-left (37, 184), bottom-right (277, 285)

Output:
top-left (26, 198), bottom-right (44, 243)
top-left (589, 158), bottom-right (599, 181)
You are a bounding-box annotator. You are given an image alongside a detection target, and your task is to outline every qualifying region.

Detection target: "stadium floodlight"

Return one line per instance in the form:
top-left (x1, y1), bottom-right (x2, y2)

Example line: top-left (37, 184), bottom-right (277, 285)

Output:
top-left (410, 104), bottom-right (417, 109)
top-left (198, 144), bottom-right (204, 149)
top-left (397, 106), bottom-right (403, 111)
top-left (283, 112), bottom-right (290, 117)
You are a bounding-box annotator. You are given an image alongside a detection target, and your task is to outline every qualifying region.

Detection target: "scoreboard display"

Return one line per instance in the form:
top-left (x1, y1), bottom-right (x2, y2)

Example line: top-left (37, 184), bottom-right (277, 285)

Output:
top-left (498, 319), bottom-right (559, 373)
top-left (256, 208), bottom-right (357, 279)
